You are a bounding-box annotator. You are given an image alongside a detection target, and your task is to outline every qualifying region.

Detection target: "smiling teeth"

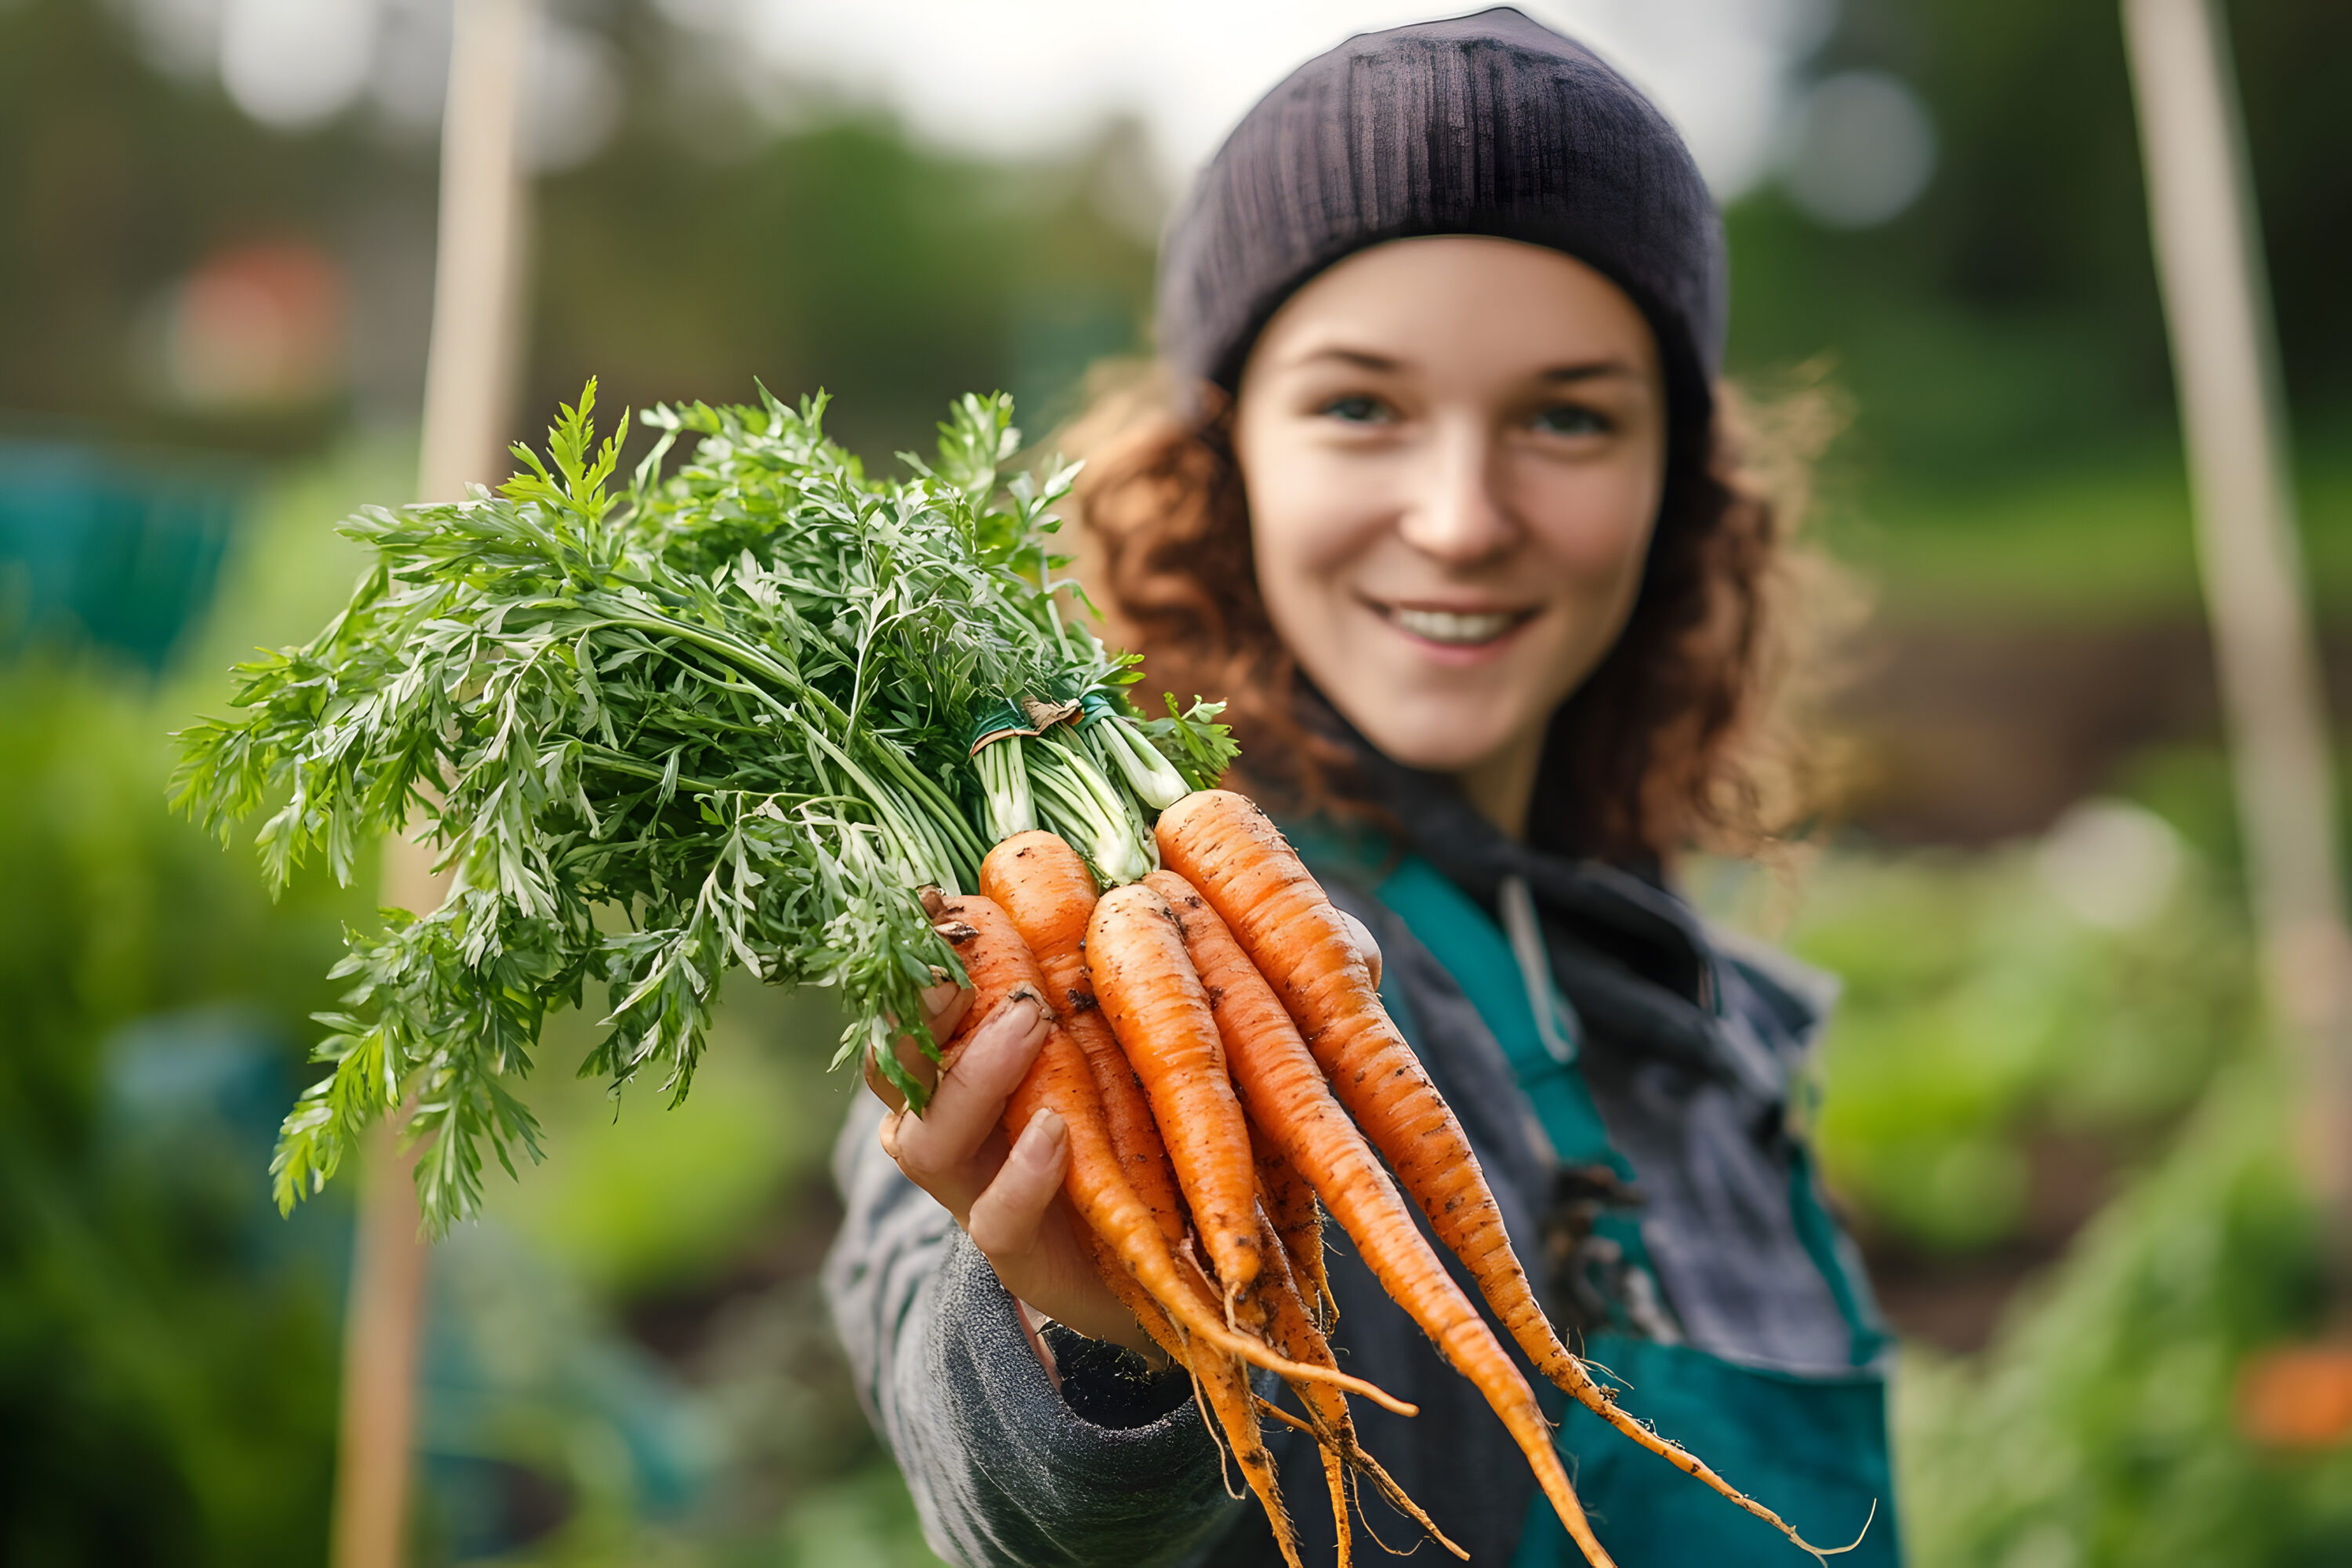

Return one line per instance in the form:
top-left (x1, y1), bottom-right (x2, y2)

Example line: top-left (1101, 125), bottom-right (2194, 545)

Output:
top-left (1389, 607), bottom-right (1521, 645)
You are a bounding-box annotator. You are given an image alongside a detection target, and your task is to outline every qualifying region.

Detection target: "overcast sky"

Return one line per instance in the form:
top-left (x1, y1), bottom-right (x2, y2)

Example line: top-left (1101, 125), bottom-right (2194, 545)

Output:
top-left (720, 0), bottom-right (1838, 198)
top-left (126, 1), bottom-right (1878, 209)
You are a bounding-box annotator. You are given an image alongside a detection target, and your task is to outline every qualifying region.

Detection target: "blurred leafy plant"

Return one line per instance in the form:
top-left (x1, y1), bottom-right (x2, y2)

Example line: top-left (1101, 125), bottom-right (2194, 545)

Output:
top-left (1709, 805), bottom-right (2257, 1252)
top-left (0, 658), bottom-right (365, 1566)
top-left (1896, 1065), bottom-right (2352, 1567)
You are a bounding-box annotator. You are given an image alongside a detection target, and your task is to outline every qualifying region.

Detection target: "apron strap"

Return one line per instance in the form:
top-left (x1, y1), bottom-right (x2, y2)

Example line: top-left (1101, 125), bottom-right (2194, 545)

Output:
top-left (1367, 854), bottom-right (1628, 1178)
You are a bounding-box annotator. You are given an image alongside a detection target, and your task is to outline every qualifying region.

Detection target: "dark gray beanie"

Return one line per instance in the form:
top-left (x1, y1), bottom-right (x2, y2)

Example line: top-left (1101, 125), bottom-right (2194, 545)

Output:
top-left (1158, 7), bottom-right (1726, 441)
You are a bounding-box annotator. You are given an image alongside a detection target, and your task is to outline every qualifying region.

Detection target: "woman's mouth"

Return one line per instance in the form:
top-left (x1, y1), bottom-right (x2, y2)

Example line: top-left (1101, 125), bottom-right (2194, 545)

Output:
top-left (1373, 602), bottom-right (1537, 648)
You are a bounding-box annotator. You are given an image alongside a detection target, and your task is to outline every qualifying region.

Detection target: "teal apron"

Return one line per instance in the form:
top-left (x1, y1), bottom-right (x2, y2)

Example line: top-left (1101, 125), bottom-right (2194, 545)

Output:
top-left (1304, 842), bottom-right (1900, 1566)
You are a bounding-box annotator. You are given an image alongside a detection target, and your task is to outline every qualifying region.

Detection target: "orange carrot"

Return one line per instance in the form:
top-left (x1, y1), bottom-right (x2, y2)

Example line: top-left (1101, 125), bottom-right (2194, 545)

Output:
top-left (1090, 1224), bottom-right (1302, 1568)
top-left (1156, 1240), bottom-right (1305, 1568)
top-left (1250, 1206), bottom-right (1351, 1566)
top-left (1157, 792), bottom-right (1845, 1558)
top-left (1197, 1345), bottom-right (1303, 1568)
top-left (1093, 1199), bottom-right (1456, 1568)
top-left (983, 832), bottom-right (1189, 1251)
top-left (1255, 1132), bottom-right (1331, 1329)
top-left (1154, 795), bottom-right (1550, 1359)
top-left (1080, 1229), bottom-right (1188, 1370)
top-left (935, 895), bottom-right (1406, 1412)
top-left (1085, 881), bottom-right (1264, 1323)
top-left (1146, 862), bottom-right (1606, 1563)
top-left (1130, 869), bottom-right (1330, 1325)
top-left (1253, 1202), bottom-right (1477, 1566)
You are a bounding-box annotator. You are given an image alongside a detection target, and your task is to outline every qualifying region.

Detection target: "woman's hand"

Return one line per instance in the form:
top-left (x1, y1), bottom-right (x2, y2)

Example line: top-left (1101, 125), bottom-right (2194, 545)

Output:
top-left (866, 964), bottom-right (1153, 1361)
top-left (862, 902), bottom-right (1381, 1370)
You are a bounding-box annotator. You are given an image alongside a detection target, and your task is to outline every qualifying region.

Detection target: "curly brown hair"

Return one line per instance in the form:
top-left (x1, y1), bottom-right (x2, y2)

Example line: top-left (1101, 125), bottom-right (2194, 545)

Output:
top-left (1065, 365), bottom-right (1846, 865)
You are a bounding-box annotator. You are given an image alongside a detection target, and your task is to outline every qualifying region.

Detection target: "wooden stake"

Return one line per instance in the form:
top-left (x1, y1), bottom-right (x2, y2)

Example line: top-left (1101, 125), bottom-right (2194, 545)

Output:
top-left (331, 1121), bottom-right (430, 1568)
top-left (330, 3), bottom-right (535, 1563)
top-left (2122, 0), bottom-right (2352, 1272)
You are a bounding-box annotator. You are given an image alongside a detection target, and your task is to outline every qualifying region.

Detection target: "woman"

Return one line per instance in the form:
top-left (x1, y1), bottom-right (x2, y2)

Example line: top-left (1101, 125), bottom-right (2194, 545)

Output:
top-left (824, 11), bottom-right (1897, 1566)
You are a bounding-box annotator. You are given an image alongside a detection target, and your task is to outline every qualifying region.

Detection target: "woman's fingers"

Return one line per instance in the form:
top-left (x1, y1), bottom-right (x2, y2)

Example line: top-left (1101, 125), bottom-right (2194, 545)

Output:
top-left (965, 1114), bottom-right (1156, 1355)
top-left (882, 995), bottom-right (1047, 1219)
top-left (861, 967), bottom-right (978, 1113)
top-left (921, 975), bottom-right (974, 1040)
top-left (1338, 907), bottom-right (1383, 989)
top-left (879, 1000), bottom-right (1147, 1357)
top-left (965, 1109), bottom-right (1069, 1262)
top-left (865, 1027), bottom-right (937, 1112)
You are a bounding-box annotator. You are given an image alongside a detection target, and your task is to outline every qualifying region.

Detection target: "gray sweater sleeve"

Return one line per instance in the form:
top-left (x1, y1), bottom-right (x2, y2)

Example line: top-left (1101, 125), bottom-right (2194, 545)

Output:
top-left (821, 1095), bottom-right (1250, 1568)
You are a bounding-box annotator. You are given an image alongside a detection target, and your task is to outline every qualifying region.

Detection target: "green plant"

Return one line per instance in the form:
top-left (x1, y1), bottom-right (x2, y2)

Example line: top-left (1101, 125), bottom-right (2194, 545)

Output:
top-left (1896, 1066), bottom-right (2352, 1566)
top-left (173, 383), bottom-right (1231, 1232)
top-left (1754, 831), bottom-right (2256, 1252)
top-left (0, 659), bottom-right (365, 1566)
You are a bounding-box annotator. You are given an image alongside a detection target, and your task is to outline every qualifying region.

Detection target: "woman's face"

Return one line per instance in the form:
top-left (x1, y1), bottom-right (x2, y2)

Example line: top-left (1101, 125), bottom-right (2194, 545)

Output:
top-left (1231, 236), bottom-right (1668, 833)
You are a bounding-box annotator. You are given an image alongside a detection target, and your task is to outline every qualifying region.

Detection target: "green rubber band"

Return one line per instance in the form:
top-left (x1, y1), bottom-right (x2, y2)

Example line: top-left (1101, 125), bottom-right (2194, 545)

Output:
top-left (966, 694), bottom-right (1085, 756)
top-left (966, 699), bottom-right (1030, 755)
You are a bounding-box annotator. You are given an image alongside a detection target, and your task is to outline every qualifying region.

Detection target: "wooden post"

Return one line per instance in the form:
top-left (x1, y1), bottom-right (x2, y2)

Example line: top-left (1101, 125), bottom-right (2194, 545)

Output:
top-left (417, 0), bottom-right (535, 508)
top-left (2122, 0), bottom-right (2352, 1271)
top-left (330, 3), bottom-right (535, 1564)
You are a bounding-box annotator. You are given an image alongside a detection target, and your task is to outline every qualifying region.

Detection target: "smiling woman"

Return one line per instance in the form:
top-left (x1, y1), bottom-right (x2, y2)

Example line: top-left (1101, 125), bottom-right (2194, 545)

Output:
top-left (826, 11), bottom-right (1893, 1568)
top-left (1078, 276), bottom-right (1804, 866)
top-left (1232, 237), bottom-right (1670, 834)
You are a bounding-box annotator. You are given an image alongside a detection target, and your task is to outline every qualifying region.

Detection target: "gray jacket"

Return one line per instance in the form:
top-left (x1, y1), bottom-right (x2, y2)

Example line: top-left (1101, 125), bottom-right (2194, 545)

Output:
top-left (823, 771), bottom-right (1872, 1566)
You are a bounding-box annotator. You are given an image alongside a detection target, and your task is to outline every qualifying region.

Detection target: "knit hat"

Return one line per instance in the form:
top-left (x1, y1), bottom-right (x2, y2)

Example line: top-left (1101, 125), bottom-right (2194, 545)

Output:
top-left (1157, 7), bottom-right (1726, 441)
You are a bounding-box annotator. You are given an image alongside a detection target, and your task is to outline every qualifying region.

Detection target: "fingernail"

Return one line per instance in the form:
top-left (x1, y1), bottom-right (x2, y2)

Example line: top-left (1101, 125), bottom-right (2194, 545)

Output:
top-left (1019, 1108), bottom-right (1065, 1160)
top-left (993, 996), bottom-right (1041, 1036)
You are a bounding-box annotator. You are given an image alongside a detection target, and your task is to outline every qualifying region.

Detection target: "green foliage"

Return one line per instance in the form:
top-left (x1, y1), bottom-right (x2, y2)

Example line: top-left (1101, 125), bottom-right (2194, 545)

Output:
top-left (0, 659), bottom-right (365, 1566)
top-left (1732, 0), bottom-right (2352, 483)
top-left (1712, 827), bottom-right (2352, 1563)
top-left (175, 384), bottom-right (1229, 1234)
top-left (1898, 1068), bottom-right (2352, 1567)
top-left (1748, 832), bottom-right (2255, 1252)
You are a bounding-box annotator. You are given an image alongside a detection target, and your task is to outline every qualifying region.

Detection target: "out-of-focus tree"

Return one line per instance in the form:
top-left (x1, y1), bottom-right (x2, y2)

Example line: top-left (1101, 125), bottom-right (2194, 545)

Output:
top-left (0, 0), bottom-right (1158, 466)
top-left (1728, 0), bottom-right (2350, 483)
top-left (11, 0), bottom-right (2339, 482)
top-left (0, 0), bottom-right (413, 452)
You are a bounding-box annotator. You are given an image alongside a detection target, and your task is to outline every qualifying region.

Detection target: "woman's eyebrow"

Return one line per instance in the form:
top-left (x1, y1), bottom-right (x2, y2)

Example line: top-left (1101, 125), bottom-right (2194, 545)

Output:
top-left (1284, 347), bottom-right (1641, 383)
top-left (1290, 345), bottom-right (1403, 372)
top-left (1537, 360), bottom-right (1641, 383)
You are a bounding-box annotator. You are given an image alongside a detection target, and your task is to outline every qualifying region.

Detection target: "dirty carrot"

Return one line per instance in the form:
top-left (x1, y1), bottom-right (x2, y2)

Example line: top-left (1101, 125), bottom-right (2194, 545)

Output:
top-left (1153, 794), bottom-right (1552, 1365)
top-left (1131, 871), bottom-right (1332, 1325)
top-left (1145, 862), bottom-right (1605, 1559)
top-left (1196, 1342), bottom-right (1303, 1568)
top-left (982, 831), bottom-right (1190, 1250)
top-left (1157, 792), bottom-right (1847, 1557)
top-left (1251, 1208), bottom-right (1353, 1568)
top-left (1254, 1132), bottom-right (1331, 1329)
top-left (1154, 1236), bottom-right (1307, 1568)
top-left (935, 895), bottom-right (1403, 1410)
top-left (1254, 1200), bottom-right (1473, 1566)
top-left (1085, 881), bottom-right (1265, 1324)
top-left (1080, 1228), bottom-right (1186, 1367)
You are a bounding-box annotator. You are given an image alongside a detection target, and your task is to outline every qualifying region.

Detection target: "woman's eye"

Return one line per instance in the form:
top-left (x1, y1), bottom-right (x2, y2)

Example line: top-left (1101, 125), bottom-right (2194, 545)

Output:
top-left (1319, 394), bottom-right (1391, 424)
top-left (1532, 404), bottom-right (1610, 437)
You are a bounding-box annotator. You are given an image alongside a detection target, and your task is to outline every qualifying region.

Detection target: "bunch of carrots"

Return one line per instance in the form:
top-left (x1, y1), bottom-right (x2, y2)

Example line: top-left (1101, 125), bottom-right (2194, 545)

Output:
top-left (902, 792), bottom-right (1844, 1568)
top-left (176, 387), bottom-right (1853, 1564)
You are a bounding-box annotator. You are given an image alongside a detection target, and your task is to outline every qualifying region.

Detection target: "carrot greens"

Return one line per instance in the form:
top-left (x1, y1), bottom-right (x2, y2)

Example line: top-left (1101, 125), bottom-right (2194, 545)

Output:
top-left (172, 381), bottom-right (1230, 1231)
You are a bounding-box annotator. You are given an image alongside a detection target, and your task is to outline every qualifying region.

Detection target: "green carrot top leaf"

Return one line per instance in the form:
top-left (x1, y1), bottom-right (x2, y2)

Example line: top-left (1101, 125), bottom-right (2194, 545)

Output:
top-left (173, 383), bottom-right (1232, 1234)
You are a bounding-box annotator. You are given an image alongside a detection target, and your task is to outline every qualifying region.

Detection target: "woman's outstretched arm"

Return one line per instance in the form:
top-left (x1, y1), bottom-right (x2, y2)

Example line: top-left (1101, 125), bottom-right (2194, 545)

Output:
top-left (822, 1033), bottom-right (1251, 1568)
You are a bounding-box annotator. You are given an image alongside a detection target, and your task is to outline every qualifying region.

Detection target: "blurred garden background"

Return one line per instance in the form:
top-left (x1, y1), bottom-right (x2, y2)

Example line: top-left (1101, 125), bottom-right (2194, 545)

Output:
top-left (5, 0), bottom-right (2352, 1563)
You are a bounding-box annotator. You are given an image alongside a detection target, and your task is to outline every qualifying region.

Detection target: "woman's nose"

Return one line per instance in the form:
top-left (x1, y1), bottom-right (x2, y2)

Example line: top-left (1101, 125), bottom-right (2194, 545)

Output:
top-left (1395, 419), bottom-right (1515, 564)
